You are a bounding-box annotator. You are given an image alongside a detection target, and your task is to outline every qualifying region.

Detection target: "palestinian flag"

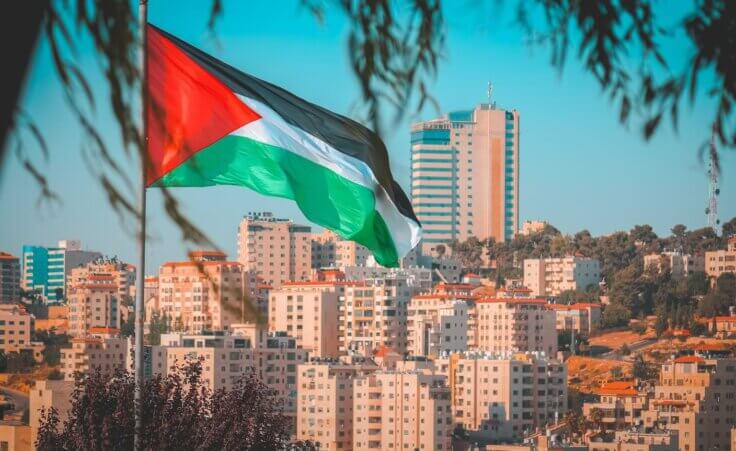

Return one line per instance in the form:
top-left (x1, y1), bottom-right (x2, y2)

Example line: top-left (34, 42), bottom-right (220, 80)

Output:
top-left (146, 24), bottom-right (421, 267)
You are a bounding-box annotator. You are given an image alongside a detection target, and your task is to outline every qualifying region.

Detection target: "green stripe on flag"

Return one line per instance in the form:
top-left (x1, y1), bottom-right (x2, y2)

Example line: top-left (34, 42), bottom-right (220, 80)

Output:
top-left (153, 134), bottom-right (400, 266)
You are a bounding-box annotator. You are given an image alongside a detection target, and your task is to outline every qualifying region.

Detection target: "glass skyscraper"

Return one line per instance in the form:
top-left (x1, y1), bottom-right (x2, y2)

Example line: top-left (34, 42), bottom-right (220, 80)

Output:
top-left (410, 104), bottom-right (519, 253)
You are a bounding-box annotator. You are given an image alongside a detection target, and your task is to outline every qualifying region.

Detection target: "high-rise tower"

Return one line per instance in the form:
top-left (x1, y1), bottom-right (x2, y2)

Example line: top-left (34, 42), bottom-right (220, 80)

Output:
top-left (410, 104), bottom-right (520, 253)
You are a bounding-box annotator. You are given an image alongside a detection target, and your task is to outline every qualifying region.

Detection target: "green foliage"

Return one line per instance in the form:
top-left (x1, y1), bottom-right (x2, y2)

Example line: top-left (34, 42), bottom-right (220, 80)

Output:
top-left (619, 344), bottom-right (631, 356)
top-left (601, 303), bottom-right (631, 329)
top-left (631, 322), bottom-right (647, 335)
top-left (632, 355), bottom-right (657, 381)
top-left (34, 330), bottom-right (70, 366)
top-left (5, 351), bottom-right (36, 373)
top-left (146, 311), bottom-right (170, 346)
top-left (698, 273), bottom-right (736, 317)
top-left (120, 312), bottom-right (135, 338)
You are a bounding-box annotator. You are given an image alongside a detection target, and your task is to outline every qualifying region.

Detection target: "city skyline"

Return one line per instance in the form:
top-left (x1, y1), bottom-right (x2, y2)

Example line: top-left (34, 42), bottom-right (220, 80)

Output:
top-left (1, 1), bottom-right (734, 271)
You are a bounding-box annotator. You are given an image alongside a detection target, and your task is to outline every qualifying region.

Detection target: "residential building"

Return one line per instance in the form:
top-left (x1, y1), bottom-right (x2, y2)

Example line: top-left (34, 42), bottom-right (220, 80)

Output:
top-left (0, 304), bottom-right (41, 361)
top-left (237, 212), bottom-right (312, 287)
top-left (0, 422), bottom-right (31, 451)
top-left (582, 380), bottom-right (650, 430)
top-left (523, 256), bottom-right (601, 297)
top-left (343, 266), bottom-right (433, 293)
top-left (548, 303), bottom-right (602, 336)
top-left (153, 328), bottom-right (308, 427)
top-left (269, 280), bottom-right (345, 357)
top-left (157, 251), bottom-right (245, 333)
top-left (586, 430), bottom-right (679, 451)
top-left (29, 380), bottom-right (75, 447)
top-left (641, 356), bottom-right (736, 451)
top-left (21, 240), bottom-right (101, 301)
top-left (410, 104), bottom-right (520, 252)
top-left (713, 313), bottom-right (736, 337)
top-left (407, 299), bottom-right (468, 357)
top-left (59, 328), bottom-right (128, 380)
top-left (67, 260), bottom-right (135, 336)
top-left (311, 229), bottom-right (370, 270)
top-left (0, 252), bottom-right (20, 303)
top-left (67, 258), bottom-right (135, 301)
top-left (296, 356), bottom-right (380, 450)
top-left (438, 352), bottom-right (567, 441)
top-left (339, 273), bottom-right (418, 355)
top-left (352, 370), bottom-right (453, 450)
top-left (520, 220), bottom-right (548, 236)
top-left (705, 236), bottom-right (736, 280)
top-left (644, 251), bottom-right (704, 279)
top-left (476, 298), bottom-right (557, 356)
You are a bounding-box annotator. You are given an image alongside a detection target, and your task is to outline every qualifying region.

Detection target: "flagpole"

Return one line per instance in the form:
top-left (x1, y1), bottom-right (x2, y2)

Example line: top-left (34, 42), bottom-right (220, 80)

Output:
top-left (134, 0), bottom-right (148, 449)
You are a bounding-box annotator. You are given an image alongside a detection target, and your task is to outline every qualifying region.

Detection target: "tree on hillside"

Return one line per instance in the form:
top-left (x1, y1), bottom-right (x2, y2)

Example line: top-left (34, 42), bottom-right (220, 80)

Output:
top-left (698, 273), bottom-right (736, 317)
top-left (630, 224), bottom-right (658, 245)
top-left (36, 361), bottom-right (291, 450)
top-left (601, 302), bottom-right (631, 329)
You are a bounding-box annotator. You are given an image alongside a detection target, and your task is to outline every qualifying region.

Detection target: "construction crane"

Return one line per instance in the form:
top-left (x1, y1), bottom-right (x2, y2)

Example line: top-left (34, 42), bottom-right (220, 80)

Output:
top-left (706, 126), bottom-right (721, 235)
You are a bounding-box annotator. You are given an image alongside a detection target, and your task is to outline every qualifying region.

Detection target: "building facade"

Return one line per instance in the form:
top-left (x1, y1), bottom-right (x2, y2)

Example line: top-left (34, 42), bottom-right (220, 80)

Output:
top-left (641, 356), bottom-right (736, 451)
top-left (523, 257), bottom-right (601, 297)
top-left (438, 352), bottom-right (566, 441)
top-left (296, 357), bottom-right (380, 450)
top-left (705, 236), bottom-right (736, 280)
top-left (311, 229), bottom-right (370, 270)
top-left (21, 240), bottom-right (101, 301)
top-left (644, 251), bottom-right (704, 279)
top-left (475, 298), bottom-right (557, 356)
top-left (59, 329), bottom-right (128, 380)
top-left (269, 281), bottom-right (343, 357)
top-left (407, 299), bottom-right (468, 357)
top-left (0, 252), bottom-right (20, 303)
top-left (237, 212), bottom-right (312, 287)
top-left (410, 104), bottom-right (520, 251)
top-left (352, 370), bottom-right (453, 450)
top-left (157, 251), bottom-right (245, 333)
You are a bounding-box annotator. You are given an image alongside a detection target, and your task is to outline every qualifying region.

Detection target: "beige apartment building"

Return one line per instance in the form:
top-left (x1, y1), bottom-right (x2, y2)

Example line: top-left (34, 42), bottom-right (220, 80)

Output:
top-left (705, 236), bottom-right (736, 280)
top-left (438, 352), bottom-right (567, 441)
top-left (476, 298), bottom-right (557, 356)
top-left (0, 304), bottom-right (37, 359)
top-left (641, 356), bottom-right (736, 451)
top-left (519, 220), bottom-right (548, 236)
top-left (153, 328), bottom-right (308, 426)
top-left (59, 328), bottom-right (128, 380)
top-left (67, 270), bottom-right (122, 337)
top-left (0, 252), bottom-right (20, 303)
top-left (352, 370), bottom-right (453, 450)
top-left (67, 258), bottom-right (135, 301)
top-left (311, 229), bottom-right (370, 270)
top-left (523, 256), bottom-right (601, 297)
top-left (411, 104), bottom-right (520, 252)
top-left (296, 356), bottom-right (380, 450)
top-left (0, 422), bottom-right (31, 451)
top-left (157, 251), bottom-right (245, 333)
top-left (237, 212), bottom-right (312, 287)
top-left (29, 379), bottom-right (75, 447)
top-left (583, 380), bottom-right (650, 431)
top-left (339, 273), bottom-right (419, 356)
top-left (407, 299), bottom-right (468, 357)
top-left (410, 283), bottom-right (480, 349)
top-left (548, 303), bottom-right (602, 336)
top-left (269, 280), bottom-right (346, 357)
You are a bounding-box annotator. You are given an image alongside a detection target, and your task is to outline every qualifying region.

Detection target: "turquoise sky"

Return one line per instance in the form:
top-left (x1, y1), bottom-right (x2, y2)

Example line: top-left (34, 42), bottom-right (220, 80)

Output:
top-left (0, 1), bottom-right (733, 271)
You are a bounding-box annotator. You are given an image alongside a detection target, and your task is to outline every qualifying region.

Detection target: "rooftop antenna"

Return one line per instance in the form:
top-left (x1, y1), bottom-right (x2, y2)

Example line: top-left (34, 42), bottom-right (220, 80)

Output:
top-left (487, 81), bottom-right (494, 109)
top-left (706, 125), bottom-right (721, 234)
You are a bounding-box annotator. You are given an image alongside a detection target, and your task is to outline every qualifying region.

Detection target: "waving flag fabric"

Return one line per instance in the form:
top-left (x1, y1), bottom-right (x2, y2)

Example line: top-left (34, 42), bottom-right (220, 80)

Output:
top-left (146, 24), bottom-right (421, 267)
